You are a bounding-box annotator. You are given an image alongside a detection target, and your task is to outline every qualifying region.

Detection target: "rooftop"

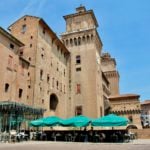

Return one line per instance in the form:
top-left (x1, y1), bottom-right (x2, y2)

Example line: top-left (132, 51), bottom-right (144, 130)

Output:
top-left (0, 26), bottom-right (24, 47)
top-left (141, 100), bottom-right (150, 105)
top-left (109, 94), bottom-right (140, 99)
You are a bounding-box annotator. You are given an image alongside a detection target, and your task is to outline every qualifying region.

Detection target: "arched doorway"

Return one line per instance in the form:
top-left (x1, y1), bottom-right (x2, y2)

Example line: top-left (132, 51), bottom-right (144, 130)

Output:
top-left (49, 94), bottom-right (58, 113)
top-left (126, 125), bottom-right (138, 130)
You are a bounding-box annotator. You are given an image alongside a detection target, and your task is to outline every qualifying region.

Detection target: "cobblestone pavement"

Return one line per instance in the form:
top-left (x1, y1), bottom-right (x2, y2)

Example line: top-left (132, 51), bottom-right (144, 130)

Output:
top-left (0, 140), bottom-right (150, 150)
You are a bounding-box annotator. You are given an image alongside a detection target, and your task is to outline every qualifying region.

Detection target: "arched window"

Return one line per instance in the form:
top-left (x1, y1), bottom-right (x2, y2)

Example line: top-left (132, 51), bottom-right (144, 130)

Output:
top-left (91, 34), bottom-right (94, 41)
top-left (66, 39), bottom-right (68, 46)
top-left (70, 39), bottom-right (73, 46)
top-left (74, 38), bottom-right (77, 46)
top-left (50, 94), bottom-right (58, 111)
top-left (78, 37), bottom-right (81, 45)
top-left (87, 35), bottom-right (90, 42)
top-left (82, 36), bottom-right (85, 43)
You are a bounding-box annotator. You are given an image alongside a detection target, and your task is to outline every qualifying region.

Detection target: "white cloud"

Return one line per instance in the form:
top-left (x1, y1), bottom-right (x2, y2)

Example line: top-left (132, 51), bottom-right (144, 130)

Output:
top-left (17, 0), bottom-right (47, 18)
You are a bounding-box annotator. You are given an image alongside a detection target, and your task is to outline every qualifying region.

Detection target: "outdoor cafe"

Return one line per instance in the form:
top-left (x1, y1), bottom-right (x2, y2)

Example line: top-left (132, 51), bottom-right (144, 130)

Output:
top-left (0, 113), bottom-right (136, 143)
top-left (28, 114), bottom-right (135, 143)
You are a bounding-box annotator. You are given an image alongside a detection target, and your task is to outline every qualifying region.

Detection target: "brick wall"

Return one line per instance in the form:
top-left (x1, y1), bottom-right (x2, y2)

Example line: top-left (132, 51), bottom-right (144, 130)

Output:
top-left (129, 129), bottom-right (150, 139)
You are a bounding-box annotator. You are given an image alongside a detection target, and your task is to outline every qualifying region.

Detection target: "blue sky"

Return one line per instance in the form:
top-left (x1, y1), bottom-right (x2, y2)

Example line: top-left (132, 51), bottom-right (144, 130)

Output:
top-left (0, 0), bottom-right (150, 101)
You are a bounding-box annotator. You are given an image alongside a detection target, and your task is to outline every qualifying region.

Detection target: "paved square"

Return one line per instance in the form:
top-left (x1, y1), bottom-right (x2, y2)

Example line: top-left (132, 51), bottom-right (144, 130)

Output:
top-left (0, 140), bottom-right (150, 150)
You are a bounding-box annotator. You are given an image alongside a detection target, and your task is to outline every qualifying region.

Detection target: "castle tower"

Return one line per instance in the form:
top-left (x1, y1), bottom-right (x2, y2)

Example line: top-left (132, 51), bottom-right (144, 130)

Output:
top-left (61, 6), bottom-right (104, 118)
top-left (101, 53), bottom-right (120, 95)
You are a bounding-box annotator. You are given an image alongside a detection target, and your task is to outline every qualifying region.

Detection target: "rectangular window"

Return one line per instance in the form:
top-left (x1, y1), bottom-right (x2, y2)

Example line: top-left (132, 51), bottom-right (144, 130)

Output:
top-left (5, 83), bottom-right (9, 92)
top-left (47, 74), bottom-right (50, 83)
top-left (64, 69), bottom-right (66, 77)
top-left (42, 99), bottom-right (44, 104)
top-left (8, 55), bottom-right (13, 69)
top-left (100, 106), bottom-right (102, 117)
top-left (57, 62), bottom-right (59, 71)
top-left (20, 63), bottom-right (24, 75)
top-left (76, 55), bottom-right (81, 64)
top-left (76, 67), bottom-right (81, 72)
top-left (52, 78), bottom-right (54, 87)
top-left (10, 43), bottom-right (14, 49)
top-left (43, 28), bottom-right (45, 34)
top-left (40, 69), bottom-right (43, 80)
top-left (75, 106), bottom-right (82, 116)
top-left (22, 24), bottom-right (27, 33)
top-left (19, 89), bottom-right (23, 98)
top-left (76, 84), bottom-right (81, 94)
top-left (56, 81), bottom-right (59, 90)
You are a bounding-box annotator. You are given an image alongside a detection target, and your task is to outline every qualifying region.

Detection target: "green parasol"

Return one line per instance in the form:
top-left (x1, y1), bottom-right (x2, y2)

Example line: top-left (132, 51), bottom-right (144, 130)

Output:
top-left (92, 114), bottom-right (129, 127)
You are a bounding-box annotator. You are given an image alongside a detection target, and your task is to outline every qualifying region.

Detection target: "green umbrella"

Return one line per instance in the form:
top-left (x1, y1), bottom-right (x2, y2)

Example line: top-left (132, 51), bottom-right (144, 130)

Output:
top-left (29, 118), bottom-right (45, 127)
top-left (92, 114), bottom-right (128, 127)
top-left (59, 115), bottom-right (91, 127)
top-left (44, 116), bottom-right (63, 126)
